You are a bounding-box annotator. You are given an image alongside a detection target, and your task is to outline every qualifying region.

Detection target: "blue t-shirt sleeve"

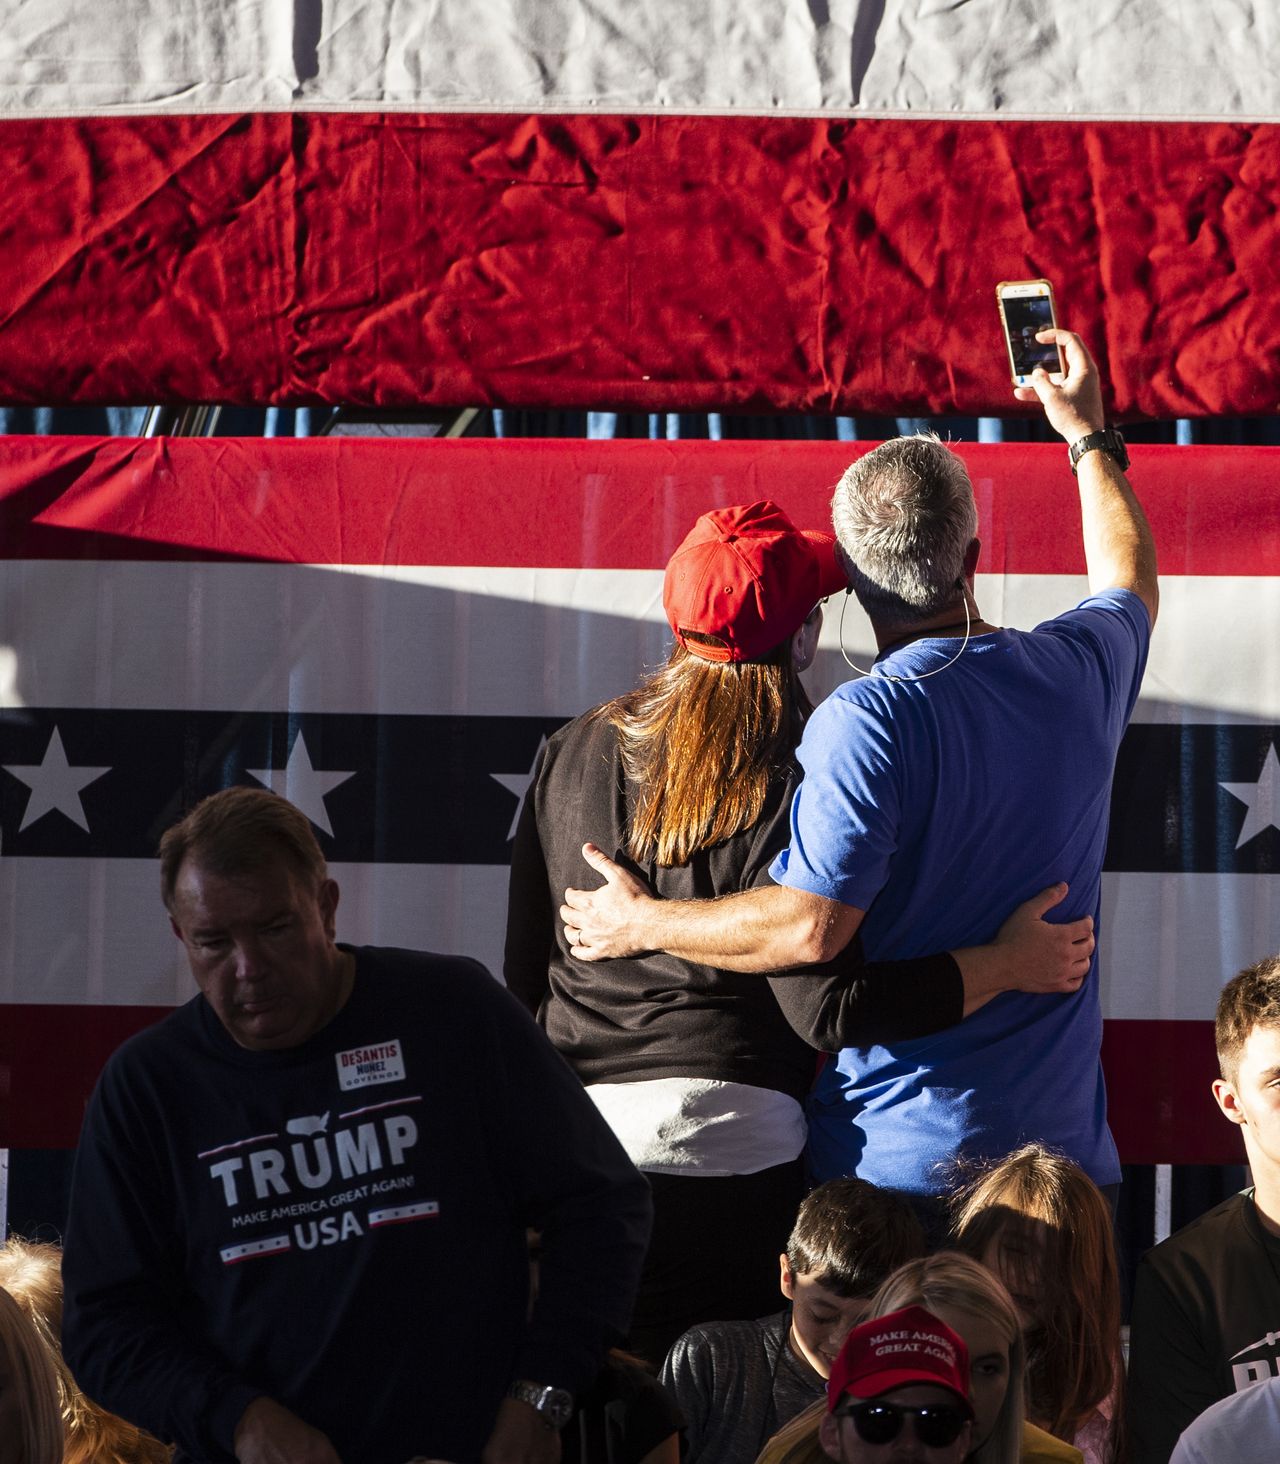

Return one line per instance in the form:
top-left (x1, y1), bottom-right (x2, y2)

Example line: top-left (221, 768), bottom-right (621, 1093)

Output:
top-left (768, 691), bottom-right (900, 909)
top-left (1035, 586), bottom-right (1152, 735)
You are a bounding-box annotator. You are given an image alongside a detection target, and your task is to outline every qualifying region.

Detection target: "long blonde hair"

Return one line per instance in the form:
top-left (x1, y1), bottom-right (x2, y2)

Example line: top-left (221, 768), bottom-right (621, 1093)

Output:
top-left (0, 1285), bottom-right (62, 1464)
top-left (952, 1146), bottom-right (1124, 1459)
top-left (868, 1253), bottom-right (1025, 1464)
top-left (603, 639), bottom-right (812, 867)
top-left (751, 1398), bottom-right (826, 1464)
top-left (0, 1238), bottom-right (171, 1464)
top-left (752, 1253), bottom-right (1022, 1464)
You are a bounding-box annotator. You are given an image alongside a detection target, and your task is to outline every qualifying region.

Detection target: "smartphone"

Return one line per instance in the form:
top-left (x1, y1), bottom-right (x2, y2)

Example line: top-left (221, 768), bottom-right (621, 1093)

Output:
top-left (996, 279), bottom-right (1064, 386)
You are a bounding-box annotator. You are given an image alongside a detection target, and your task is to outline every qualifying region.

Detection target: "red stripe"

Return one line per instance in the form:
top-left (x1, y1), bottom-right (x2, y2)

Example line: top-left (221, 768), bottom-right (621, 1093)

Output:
top-left (1102, 1019), bottom-right (1236, 1166)
top-left (0, 1004), bottom-right (1242, 1161)
top-left (0, 1004), bottom-right (172, 1149)
top-left (0, 436), bottom-right (1271, 574)
top-left (0, 114), bottom-right (1277, 417)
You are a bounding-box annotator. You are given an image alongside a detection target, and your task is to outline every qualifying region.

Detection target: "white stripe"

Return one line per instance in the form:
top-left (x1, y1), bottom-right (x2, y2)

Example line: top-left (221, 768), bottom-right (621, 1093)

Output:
top-left (0, 562), bottom-right (666, 719)
top-left (220, 1234), bottom-right (291, 1263)
top-left (1, 1), bottom-right (1276, 121)
top-left (1154, 1164), bottom-right (1173, 1244)
top-left (0, 859), bottom-right (512, 1005)
top-left (1, 563), bottom-right (1276, 724)
top-left (368, 1201), bottom-right (439, 1226)
top-left (1100, 872), bottom-right (1280, 1021)
top-left (5, 857), bottom-right (1271, 1025)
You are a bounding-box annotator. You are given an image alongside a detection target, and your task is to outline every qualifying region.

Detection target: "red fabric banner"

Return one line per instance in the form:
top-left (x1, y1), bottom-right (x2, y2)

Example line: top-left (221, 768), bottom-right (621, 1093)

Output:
top-left (0, 435), bottom-right (1274, 575)
top-left (2, 114), bottom-right (1279, 415)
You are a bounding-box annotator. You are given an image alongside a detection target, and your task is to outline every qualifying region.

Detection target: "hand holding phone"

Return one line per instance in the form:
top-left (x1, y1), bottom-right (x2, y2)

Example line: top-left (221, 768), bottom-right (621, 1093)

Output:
top-left (1013, 328), bottom-right (1106, 444)
top-left (996, 280), bottom-right (1065, 386)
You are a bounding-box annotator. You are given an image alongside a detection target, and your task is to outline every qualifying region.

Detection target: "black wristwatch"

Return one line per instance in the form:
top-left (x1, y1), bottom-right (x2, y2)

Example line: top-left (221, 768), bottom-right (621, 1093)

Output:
top-left (1068, 427), bottom-right (1129, 475)
top-left (509, 1380), bottom-right (574, 1430)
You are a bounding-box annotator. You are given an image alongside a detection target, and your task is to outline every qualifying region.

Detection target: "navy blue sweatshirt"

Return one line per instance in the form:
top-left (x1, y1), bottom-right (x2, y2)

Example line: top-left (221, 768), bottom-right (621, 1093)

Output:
top-left (62, 947), bottom-right (652, 1464)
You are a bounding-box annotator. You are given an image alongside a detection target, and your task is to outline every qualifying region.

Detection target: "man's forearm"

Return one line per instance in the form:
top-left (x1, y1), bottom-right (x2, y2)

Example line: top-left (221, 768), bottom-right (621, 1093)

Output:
top-left (1077, 448), bottom-right (1159, 623)
top-left (561, 852), bottom-right (861, 970)
top-left (1015, 326), bottom-right (1158, 624)
top-left (615, 883), bottom-right (837, 971)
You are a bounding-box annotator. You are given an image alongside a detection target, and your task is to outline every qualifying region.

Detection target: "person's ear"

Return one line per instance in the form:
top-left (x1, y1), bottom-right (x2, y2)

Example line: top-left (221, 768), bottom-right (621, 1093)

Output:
top-left (170, 916), bottom-right (184, 943)
top-left (962, 537), bottom-right (981, 584)
top-left (319, 878), bottom-right (340, 940)
top-left (818, 1412), bottom-right (845, 1462)
top-left (779, 1252), bottom-right (796, 1300)
top-left (791, 619), bottom-right (817, 673)
top-left (1213, 1076), bottom-right (1247, 1127)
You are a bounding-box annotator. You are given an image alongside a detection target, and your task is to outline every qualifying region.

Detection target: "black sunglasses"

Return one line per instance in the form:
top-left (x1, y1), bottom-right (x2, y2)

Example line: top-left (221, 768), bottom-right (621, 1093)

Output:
top-left (838, 1401), bottom-right (969, 1448)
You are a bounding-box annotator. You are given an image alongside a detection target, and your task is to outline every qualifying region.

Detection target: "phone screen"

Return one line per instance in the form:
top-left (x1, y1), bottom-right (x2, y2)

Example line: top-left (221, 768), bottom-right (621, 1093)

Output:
top-left (1003, 295), bottom-right (1058, 377)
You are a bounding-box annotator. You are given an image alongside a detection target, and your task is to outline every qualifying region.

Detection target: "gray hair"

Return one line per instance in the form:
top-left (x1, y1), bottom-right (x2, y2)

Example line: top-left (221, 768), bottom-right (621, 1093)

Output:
top-left (831, 433), bottom-right (978, 624)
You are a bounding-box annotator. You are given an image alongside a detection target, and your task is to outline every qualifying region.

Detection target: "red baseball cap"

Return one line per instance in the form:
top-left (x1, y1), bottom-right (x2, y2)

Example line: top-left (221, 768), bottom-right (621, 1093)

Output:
top-left (663, 501), bottom-right (848, 664)
top-left (827, 1306), bottom-right (973, 1414)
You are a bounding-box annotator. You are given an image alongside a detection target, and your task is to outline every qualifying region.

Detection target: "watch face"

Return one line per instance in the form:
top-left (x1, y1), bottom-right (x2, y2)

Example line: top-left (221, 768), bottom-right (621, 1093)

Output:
top-left (542, 1388), bottom-right (574, 1428)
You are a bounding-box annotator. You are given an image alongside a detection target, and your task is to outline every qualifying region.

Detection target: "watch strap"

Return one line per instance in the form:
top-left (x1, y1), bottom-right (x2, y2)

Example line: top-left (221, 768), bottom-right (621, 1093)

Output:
top-left (1068, 427), bottom-right (1129, 475)
top-left (509, 1380), bottom-right (574, 1430)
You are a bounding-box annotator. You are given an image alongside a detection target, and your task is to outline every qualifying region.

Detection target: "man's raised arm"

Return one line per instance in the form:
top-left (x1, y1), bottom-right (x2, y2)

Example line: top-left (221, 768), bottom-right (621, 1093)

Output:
top-left (1017, 327), bottom-right (1159, 627)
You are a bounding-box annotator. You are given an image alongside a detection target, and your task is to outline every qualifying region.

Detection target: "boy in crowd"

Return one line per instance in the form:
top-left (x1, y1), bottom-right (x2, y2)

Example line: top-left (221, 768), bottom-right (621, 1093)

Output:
top-left (660, 1179), bottom-right (925, 1464)
top-left (1127, 954), bottom-right (1280, 1462)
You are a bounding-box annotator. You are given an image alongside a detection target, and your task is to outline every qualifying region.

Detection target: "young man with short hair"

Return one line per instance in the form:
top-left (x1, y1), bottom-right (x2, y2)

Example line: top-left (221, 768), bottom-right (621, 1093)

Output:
top-left (1127, 954), bottom-right (1280, 1463)
top-left (660, 1179), bottom-right (925, 1464)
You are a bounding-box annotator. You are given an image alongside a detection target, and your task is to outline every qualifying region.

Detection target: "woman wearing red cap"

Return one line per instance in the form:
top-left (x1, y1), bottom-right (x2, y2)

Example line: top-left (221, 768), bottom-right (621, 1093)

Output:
top-left (762, 1255), bottom-right (1082, 1464)
top-left (504, 502), bottom-right (1076, 1365)
top-left (819, 1305), bottom-right (975, 1464)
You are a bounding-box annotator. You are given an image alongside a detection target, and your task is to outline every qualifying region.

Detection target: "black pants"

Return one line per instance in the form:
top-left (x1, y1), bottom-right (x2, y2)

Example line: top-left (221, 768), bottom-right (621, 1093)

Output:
top-left (626, 1157), bottom-right (806, 1368)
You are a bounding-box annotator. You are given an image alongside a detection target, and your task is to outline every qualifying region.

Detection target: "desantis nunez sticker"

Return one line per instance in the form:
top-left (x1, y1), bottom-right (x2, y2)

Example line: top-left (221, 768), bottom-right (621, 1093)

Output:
top-left (336, 1039), bottom-right (405, 1091)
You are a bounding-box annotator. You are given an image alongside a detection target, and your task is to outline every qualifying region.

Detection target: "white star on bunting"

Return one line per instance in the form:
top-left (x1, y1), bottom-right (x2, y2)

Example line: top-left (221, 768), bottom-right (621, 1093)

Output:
top-left (491, 737), bottom-right (547, 841)
top-left (4, 725), bottom-right (111, 832)
top-left (1221, 742), bottom-right (1280, 850)
top-left (248, 731), bottom-right (355, 836)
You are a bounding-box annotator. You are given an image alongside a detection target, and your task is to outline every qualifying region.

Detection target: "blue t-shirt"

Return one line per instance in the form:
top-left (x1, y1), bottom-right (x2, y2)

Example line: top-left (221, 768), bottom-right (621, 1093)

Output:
top-left (770, 589), bottom-right (1150, 1194)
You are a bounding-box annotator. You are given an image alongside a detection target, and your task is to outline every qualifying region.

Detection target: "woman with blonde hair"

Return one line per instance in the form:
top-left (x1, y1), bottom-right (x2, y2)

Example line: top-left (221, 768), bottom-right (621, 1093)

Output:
top-left (755, 1252), bottom-right (1080, 1464)
top-left (952, 1146), bottom-right (1125, 1464)
top-left (0, 1283), bottom-right (62, 1464)
top-left (0, 1238), bottom-right (169, 1464)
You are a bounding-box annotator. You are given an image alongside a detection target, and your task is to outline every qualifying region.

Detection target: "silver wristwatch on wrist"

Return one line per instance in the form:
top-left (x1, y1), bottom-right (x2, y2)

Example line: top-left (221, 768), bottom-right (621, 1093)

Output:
top-left (509, 1380), bottom-right (574, 1430)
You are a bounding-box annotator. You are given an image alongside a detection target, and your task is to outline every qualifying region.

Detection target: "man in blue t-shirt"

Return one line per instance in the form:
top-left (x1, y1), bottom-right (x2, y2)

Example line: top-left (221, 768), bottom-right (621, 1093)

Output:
top-left (562, 328), bottom-right (1157, 1199)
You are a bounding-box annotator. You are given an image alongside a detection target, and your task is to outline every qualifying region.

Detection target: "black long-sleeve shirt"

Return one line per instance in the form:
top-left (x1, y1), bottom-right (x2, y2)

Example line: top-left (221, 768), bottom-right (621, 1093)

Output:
top-left (504, 712), bottom-right (962, 1097)
top-left (62, 946), bottom-right (652, 1464)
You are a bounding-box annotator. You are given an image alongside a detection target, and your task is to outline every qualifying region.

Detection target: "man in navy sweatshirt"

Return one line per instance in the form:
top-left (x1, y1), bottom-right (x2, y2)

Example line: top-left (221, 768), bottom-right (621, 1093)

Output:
top-left (62, 786), bottom-right (651, 1464)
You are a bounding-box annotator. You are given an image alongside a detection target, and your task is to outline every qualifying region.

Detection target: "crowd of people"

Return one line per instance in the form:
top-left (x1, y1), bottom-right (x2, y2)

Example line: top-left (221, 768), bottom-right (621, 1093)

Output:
top-left (1, 327), bottom-right (1268, 1464)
